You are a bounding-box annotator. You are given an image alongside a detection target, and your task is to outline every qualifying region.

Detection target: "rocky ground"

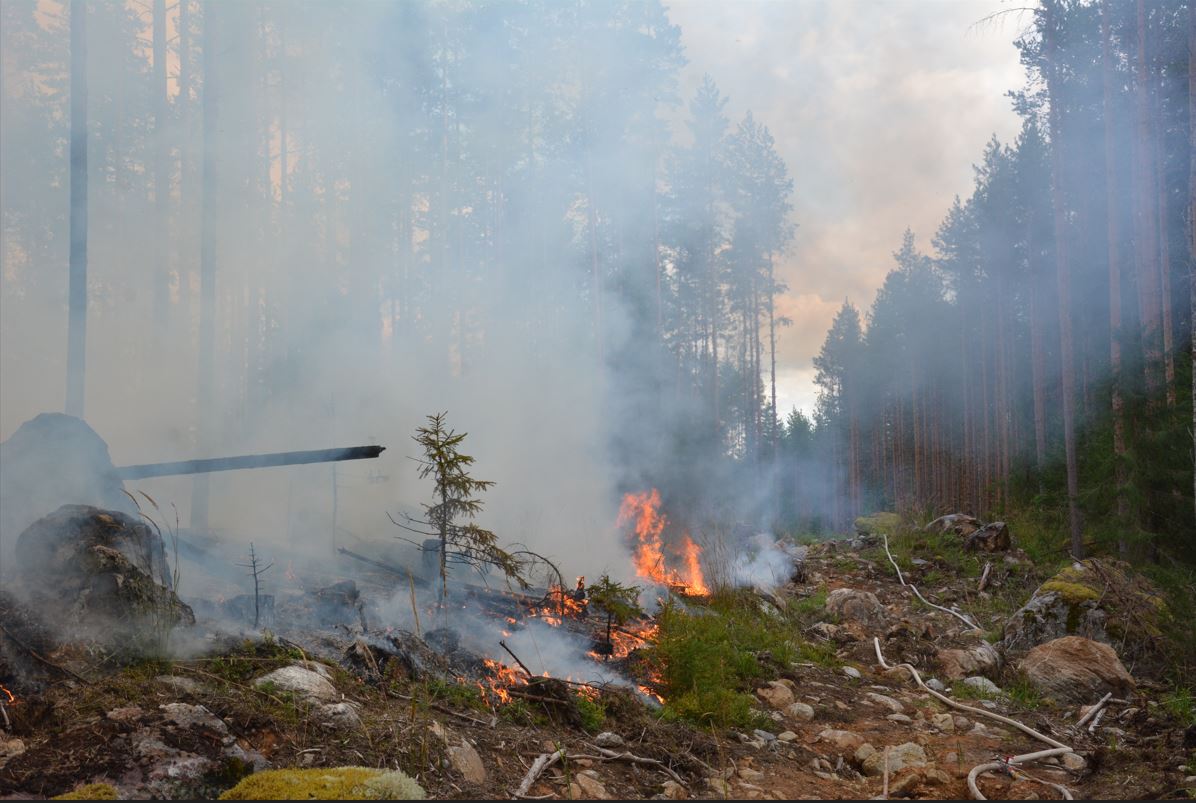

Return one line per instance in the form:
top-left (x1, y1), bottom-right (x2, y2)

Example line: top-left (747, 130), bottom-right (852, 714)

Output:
top-left (2, 526), bottom-right (1195, 800)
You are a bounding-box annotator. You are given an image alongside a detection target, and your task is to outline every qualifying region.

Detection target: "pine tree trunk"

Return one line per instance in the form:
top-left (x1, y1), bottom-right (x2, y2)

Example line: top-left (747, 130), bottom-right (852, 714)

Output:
top-left (1029, 232), bottom-right (1048, 488)
top-left (1046, 1), bottom-right (1085, 557)
top-left (1101, 0), bottom-right (1132, 539)
top-left (191, 1), bottom-right (219, 531)
top-left (1151, 45), bottom-right (1175, 407)
top-left (66, 0), bottom-right (88, 419)
top-left (1188, 0), bottom-right (1195, 522)
top-left (152, 0), bottom-right (169, 333)
top-left (1133, 0), bottom-right (1165, 399)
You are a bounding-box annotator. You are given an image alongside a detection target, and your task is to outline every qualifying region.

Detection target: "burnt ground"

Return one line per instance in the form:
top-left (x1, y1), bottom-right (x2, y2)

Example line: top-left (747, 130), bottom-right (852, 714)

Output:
top-left (1, 536), bottom-right (1194, 800)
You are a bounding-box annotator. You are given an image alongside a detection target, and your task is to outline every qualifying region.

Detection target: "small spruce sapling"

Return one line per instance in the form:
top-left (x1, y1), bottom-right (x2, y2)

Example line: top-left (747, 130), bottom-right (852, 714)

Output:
top-left (393, 412), bottom-right (525, 607)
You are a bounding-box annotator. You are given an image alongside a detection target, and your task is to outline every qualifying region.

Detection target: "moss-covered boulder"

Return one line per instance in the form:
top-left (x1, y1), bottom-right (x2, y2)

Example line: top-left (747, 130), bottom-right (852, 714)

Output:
top-left (1003, 559), bottom-right (1166, 663)
top-left (219, 767), bottom-right (425, 800)
top-left (854, 512), bottom-right (902, 537)
top-left (12, 505), bottom-right (194, 655)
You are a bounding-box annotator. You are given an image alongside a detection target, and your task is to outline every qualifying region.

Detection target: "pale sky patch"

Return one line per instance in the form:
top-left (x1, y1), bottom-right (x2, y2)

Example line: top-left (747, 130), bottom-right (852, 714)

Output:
top-left (666, 0), bottom-right (1027, 416)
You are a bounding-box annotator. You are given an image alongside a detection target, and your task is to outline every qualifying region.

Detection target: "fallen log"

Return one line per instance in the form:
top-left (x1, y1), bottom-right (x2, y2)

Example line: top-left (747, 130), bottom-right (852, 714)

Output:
top-left (116, 445), bottom-right (385, 479)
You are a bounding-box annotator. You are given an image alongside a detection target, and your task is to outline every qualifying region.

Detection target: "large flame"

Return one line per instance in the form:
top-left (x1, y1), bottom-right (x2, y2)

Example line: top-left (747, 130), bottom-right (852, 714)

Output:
top-left (618, 489), bottom-right (709, 596)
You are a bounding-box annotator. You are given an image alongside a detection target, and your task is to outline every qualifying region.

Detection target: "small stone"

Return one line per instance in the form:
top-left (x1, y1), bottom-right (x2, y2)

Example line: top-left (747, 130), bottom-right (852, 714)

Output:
top-left (106, 705), bottom-right (146, 724)
top-left (0, 738), bottom-right (26, 764)
top-left (574, 772), bottom-right (608, 799)
top-left (707, 777), bottom-right (732, 796)
top-left (660, 780), bottom-right (687, 800)
top-left (952, 715), bottom-right (970, 730)
top-left (854, 743), bottom-right (877, 765)
top-left (317, 701), bottom-right (361, 730)
top-left (888, 767), bottom-right (925, 796)
top-left (1060, 752), bottom-right (1086, 772)
top-left (430, 721), bottom-right (447, 742)
top-left (449, 740), bottom-right (487, 785)
top-left (757, 680), bottom-right (796, 709)
top-left (886, 714), bottom-right (912, 723)
top-left (962, 676), bottom-right (1001, 696)
top-left (594, 732), bottom-right (624, 748)
top-left (864, 692), bottom-right (904, 713)
top-left (777, 731), bottom-right (797, 742)
top-left (925, 678), bottom-right (947, 693)
top-left (817, 729), bottom-right (865, 753)
top-left (923, 768), bottom-right (952, 786)
top-left (738, 768), bottom-right (766, 782)
top-left (860, 742), bottom-right (927, 777)
top-left (159, 703), bottom-right (229, 734)
top-left (842, 666), bottom-right (862, 679)
top-left (785, 702), bottom-right (815, 721)
top-left (931, 713), bottom-right (954, 732)
top-left (753, 729), bottom-right (776, 742)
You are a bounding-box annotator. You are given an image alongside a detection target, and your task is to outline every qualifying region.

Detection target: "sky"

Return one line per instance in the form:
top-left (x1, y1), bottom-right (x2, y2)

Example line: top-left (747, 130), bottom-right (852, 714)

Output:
top-left (667, 0), bottom-right (1029, 417)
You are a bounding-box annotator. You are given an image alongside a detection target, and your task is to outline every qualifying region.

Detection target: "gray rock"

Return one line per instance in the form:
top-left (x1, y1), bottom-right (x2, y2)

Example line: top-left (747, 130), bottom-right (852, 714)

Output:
top-left (159, 703), bottom-right (229, 735)
top-left (449, 739), bottom-right (487, 785)
top-left (255, 665), bottom-right (338, 702)
top-left (842, 666), bottom-right (862, 679)
top-left (318, 702), bottom-right (362, 730)
top-left (864, 692), bottom-right (904, 713)
top-left (936, 642), bottom-right (1001, 680)
top-left (594, 731), bottom-right (625, 748)
top-left (962, 676), bottom-right (1001, 696)
top-left (860, 742), bottom-right (927, 777)
top-left (925, 678), bottom-right (947, 693)
top-left (931, 713), bottom-right (954, 732)
top-left (1060, 752), bottom-right (1086, 772)
top-left (777, 731), bottom-right (798, 742)
top-left (826, 589), bottom-right (890, 628)
top-left (752, 729), bottom-right (777, 742)
top-left (885, 714), bottom-right (912, 723)
top-left (785, 702), bottom-right (815, 721)
top-left (817, 729), bottom-right (865, 753)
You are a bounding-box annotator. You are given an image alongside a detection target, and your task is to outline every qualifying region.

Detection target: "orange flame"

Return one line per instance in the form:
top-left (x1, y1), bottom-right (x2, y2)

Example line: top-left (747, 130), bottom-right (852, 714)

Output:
top-left (618, 489), bottom-right (709, 596)
top-left (0, 684), bottom-right (14, 704)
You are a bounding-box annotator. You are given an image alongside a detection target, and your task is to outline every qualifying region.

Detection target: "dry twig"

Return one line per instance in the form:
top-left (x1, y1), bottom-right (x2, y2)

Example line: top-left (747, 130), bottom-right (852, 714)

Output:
top-left (513, 748), bottom-right (566, 798)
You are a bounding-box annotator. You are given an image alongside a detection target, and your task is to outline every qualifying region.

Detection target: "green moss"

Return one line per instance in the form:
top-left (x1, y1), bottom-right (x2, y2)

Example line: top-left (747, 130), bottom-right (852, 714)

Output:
top-left (218, 767), bottom-right (425, 800)
top-left (53, 783), bottom-right (120, 800)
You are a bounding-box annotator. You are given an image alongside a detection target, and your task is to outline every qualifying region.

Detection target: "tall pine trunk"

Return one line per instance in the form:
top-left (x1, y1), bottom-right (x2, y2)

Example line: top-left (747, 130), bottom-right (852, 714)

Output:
top-left (152, 0), bottom-right (169, 333)
top-left (1189, 0), bottom-right (1195, 521)
top-left (1101, 0), bottom-right (1132, 537)
top-left (66, 0), bottom-right (88, 418)
top-left (191, 1), bottom-right (219, 530)
top-left (1133, 0), bottom-right (1165, 399)
top-left (1045, 1), bottom-right (1084, 557)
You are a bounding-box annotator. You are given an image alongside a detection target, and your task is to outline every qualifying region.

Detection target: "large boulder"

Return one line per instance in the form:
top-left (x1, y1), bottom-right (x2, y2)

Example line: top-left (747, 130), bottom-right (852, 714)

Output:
top-left (1003, 559), bottom-right (1165, 662)
top-left (1018, 636), bottom-right (1135, 704)
top-left (11, 505), bottom-right (193, 654)
top-left (0, 414), bottom-right (134, 565)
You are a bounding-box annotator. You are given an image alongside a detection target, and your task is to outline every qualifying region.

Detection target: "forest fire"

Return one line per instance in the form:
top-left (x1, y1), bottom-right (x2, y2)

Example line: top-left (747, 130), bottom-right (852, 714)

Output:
top-left (618, 489), bottom-right (709, 596)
